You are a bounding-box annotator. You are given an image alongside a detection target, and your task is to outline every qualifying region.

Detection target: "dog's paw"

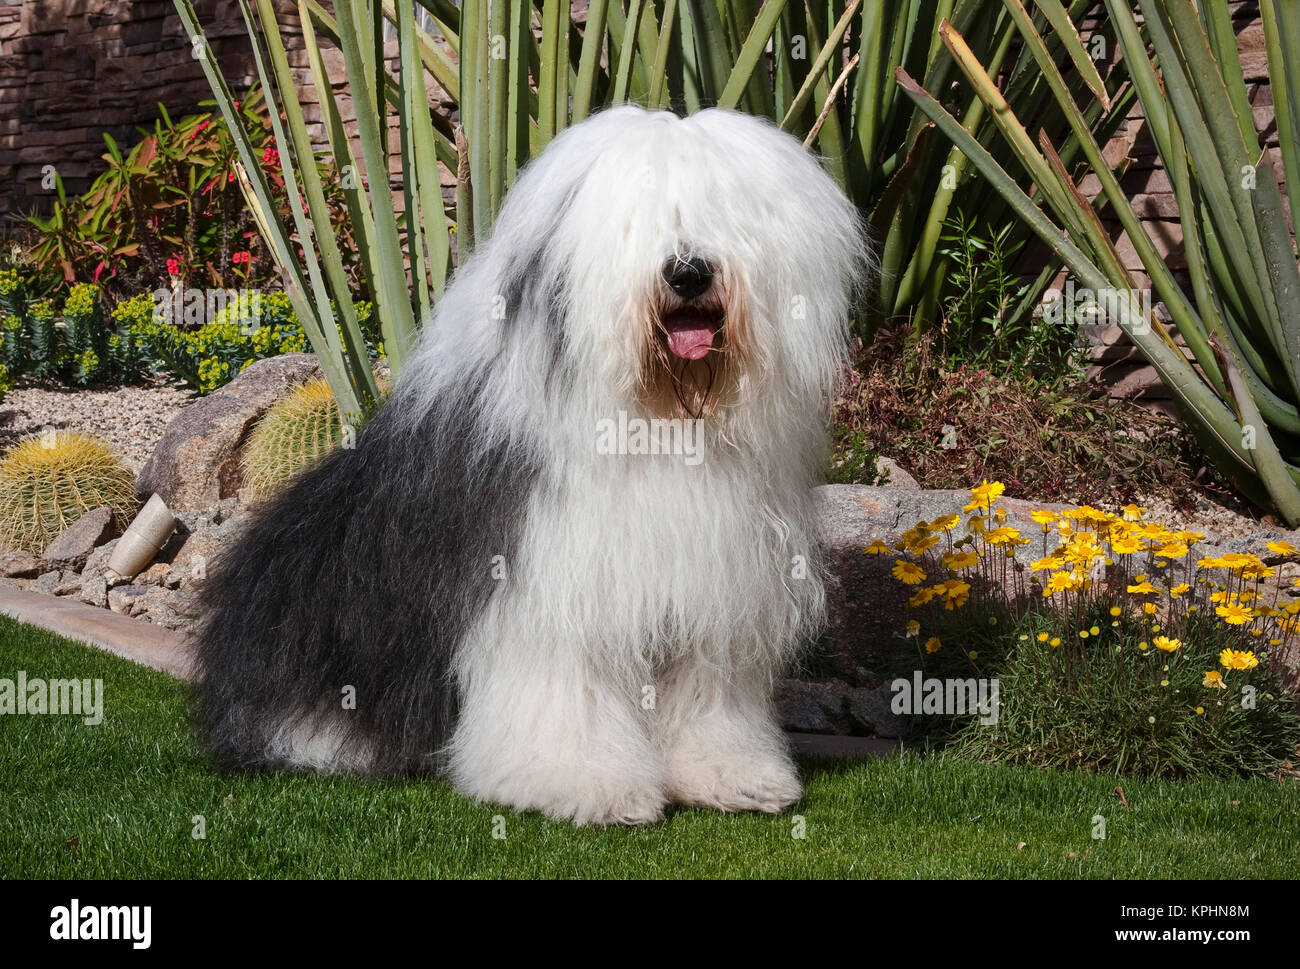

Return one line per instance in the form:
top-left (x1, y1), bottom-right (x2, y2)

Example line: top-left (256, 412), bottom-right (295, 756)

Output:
top-left (665, 754), bottom-right (802, 814)
top-left (560, 784), bottom-right (668, 827)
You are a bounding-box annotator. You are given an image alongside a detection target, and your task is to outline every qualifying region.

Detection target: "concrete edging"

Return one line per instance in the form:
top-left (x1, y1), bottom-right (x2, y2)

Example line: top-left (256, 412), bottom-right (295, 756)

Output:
top-left (0, 588), bottom-right (195, 679)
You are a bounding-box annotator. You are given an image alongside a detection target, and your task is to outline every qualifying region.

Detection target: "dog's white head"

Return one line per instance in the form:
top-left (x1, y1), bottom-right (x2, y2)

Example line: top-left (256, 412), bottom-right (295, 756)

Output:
top-left (409, 106), bottom-right (870, 434)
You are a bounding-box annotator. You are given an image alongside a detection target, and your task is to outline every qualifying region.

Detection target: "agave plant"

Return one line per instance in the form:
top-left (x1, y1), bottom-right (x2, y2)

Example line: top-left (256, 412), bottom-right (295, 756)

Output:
top-left (173, 0), bottom-right (1130, 421)
top-left (897, 0), bottom-right (1300, 524)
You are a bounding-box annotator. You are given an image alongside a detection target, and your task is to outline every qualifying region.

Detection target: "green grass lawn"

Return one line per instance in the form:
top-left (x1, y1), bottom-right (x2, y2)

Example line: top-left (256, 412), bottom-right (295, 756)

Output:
top-left (2, 613), bottom-right (1297, 879)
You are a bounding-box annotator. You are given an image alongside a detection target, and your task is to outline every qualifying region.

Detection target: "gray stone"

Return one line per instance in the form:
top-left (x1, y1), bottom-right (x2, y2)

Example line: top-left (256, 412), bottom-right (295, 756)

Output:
top-left (81, 539), bottom-right (119, 580)
top-left (53, 571), bottom-right (82, 596)
top-left (875, 457), bottom-right (920, 490)
top-left (78, 573), bottom-right (108, 608)
top-left (847, 683), bottom-right (912, 739)
top-left (0, 549), bottom-right (42, 579)
top-left (106, 584), bottom-right (151, 615)
top-left (774, 679), bottom-right (850, 735)
top-left (138, 353), bottom-right (323, 512)
top-left (41, 506), bottom-right (114, 569)
top-left (32, 570), bottom-right (62, 596)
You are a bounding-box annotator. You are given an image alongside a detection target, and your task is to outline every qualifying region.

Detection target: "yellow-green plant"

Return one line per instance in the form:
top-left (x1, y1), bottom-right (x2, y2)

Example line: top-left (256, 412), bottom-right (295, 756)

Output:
top-left (897, 0), bottom-right (1300, 525)
top-left (0, 431), bottom-right (139, 552)
top-left (242, 376), bottom-right (391, 499)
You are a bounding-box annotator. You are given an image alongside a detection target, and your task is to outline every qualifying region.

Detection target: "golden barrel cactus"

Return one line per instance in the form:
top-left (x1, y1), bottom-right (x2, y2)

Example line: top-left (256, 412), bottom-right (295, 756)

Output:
top-left (0, 430), bottom-right (138, 552)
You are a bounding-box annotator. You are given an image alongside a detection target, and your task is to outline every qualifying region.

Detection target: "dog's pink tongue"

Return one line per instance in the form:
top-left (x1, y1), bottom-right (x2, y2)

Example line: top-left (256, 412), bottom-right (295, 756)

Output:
top-left (665, 314), bottom-right (717, 360)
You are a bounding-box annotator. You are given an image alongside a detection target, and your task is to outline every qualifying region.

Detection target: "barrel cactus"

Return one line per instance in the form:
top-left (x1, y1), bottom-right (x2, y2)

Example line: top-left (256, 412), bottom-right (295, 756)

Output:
top-left (242, 377), bottom-right (387, 500)
top-left (0, 430), bottom-right (139, 552)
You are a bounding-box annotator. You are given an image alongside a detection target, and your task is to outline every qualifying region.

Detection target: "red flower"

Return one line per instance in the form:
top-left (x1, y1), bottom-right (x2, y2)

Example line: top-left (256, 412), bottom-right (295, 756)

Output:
top-left (227, 170), bottom-right (236, 183)
top-left (187, 120), bottom-right (210, 142)
top-left (233, 251), bottom-right (251, 265)
top-left (166, 258), bottom-right (180, 275)
top-left (262, 147), bottom-right (279, 168)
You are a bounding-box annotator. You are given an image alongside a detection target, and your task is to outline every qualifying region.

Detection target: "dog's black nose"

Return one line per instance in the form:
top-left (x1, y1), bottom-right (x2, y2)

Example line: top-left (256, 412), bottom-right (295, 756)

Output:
top-left (664, 257), bottom-right (714, 301)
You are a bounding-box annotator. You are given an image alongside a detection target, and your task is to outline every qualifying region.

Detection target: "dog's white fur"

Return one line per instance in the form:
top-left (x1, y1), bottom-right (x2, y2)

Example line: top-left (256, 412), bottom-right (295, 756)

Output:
top-left (196, 105), bottom-right (866, 826)
top-left (403, 107), bottom-right (865, 824)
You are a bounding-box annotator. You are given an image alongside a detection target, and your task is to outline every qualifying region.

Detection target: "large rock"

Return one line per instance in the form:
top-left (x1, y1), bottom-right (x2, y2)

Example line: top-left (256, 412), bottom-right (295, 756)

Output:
top-left (41, 506), bottom-right (114, 570)
top-left (814, 485), bottom-right (1074, 683)
top-left (137, 353), bottom-right (322, 512)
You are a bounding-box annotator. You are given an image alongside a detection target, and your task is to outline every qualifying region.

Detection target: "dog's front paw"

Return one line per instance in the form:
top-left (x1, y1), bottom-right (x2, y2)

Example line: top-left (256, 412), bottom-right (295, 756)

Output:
top-left (665, 753), bottom-right (802, 814)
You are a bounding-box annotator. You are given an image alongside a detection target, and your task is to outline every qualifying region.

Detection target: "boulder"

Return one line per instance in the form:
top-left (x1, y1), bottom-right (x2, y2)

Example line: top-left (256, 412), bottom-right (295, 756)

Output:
top-left (814, 485), bottom-right (1074, 683)
top-left (41, 506), bottom-right (114, 570)
top-left (137, 353), bottom-right (322, 512)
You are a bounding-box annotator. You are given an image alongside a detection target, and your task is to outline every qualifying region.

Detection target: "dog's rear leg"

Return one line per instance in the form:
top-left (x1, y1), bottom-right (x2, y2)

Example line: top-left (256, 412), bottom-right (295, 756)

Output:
top-left (447, 638), bottom-right (667, 826)
top-left (654, 656), bottom-right (802, 813)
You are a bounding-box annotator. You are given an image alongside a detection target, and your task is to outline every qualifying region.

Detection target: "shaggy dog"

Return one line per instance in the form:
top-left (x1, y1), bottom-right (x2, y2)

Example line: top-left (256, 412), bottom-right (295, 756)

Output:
top-left (195, 105), bottom-right (868, 825)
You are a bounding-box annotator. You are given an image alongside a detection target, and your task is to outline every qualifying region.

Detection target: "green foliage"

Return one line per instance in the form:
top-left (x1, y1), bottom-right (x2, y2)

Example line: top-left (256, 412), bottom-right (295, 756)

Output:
top-left (174, 0), bottom-right (1131, 423)
top-left (114, 289), bottom-right (378, 395)
top-left (0, 281), bottom-right (152, 387)
top-left (23, 86), bottom-right (358, 302)
top-left (937, 209), bottom-right (1080, 379)
top-left (0, 430), bottom-right (139, 552)
top-left (899, 0), bottom-right (1300, 524)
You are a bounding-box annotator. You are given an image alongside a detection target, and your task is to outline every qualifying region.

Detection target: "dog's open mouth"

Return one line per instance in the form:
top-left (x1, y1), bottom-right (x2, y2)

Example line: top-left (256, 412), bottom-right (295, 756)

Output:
top-left (661, 308), bottom-right (723, 360)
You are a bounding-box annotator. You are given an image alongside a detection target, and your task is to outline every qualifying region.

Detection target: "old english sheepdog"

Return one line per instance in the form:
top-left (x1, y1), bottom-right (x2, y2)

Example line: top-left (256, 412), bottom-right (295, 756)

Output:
top-left (195, 105), bottom-right (868, 825)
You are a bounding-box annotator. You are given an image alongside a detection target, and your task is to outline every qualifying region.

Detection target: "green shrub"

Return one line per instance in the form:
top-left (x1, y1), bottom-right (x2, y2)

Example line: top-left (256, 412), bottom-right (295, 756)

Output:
top-left (122, 290), bottom-right (378, 395)
top-left (0, 280), bottom-right (152, 387)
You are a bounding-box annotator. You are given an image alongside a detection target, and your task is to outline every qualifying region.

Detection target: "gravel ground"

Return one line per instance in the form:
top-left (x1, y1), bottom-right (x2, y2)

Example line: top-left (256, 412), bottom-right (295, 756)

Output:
top-left (0, 378), bottom-right (192, 472)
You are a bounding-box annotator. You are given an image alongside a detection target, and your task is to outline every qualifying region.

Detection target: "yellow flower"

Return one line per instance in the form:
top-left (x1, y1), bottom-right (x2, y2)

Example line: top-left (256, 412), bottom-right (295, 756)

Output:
top-left (1030, 510), bottom-right (1059, 531)
top-left (1127, 580), bottom-right (1157, 594)
top-left (1154, 542), bottom-right (1189, 559)
top-left (924, 636), bottom-right (941, 654)
top-left (1169, 583), bottom-right (1191, 598)
top-left (1267, 540), bottom-right (1297, 556)
top-left (908, 586), bottom-right (936, 607)
top-left (1120, 503), bottom-right (1146, 522)
top-left (905, 619), bottom-right (920, 638)
top-left (1220, 649), bottom-right (1259, 670)
top-left (964, 480), bottom-right (1005, 512)
top-left (1142, 602), bottom-right (1158, 616)
top-left (1110, 535), bottom-right (1144, 555)
top-left (1109, 606), bottom-right (1122, 617)
top-left (1202, 671), bottom-right (1226, 689)
top-left (1153, 635), bottom-right (1181, 652)
top-left (931, 513), bottom-right (961, 532)
top-left (1031, 555), bottom-right (1064, 572)
top-left (863, 540), bottom-right (891, 555)
top-left (905, 532), bottom-right (941, 554)
top-left (1049, 637), bottom-right (1061, 647)
top-left (941, 549), bottom-right (980, 571)
top-left (933, 578), bottom-right (972, 611)
top-left (1036, 632), bottom-right (1049, 642)
top-left (984, 526), bottom-right (1021, 546)
top-left (967, 513), bottom-right (988, 535)
top-left (1044, 570), bottom-right (1081, 596)
top-left (892, 560), bottom-right (927, 586)
top-left (1215, 602), bottom-right (1253, 626)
